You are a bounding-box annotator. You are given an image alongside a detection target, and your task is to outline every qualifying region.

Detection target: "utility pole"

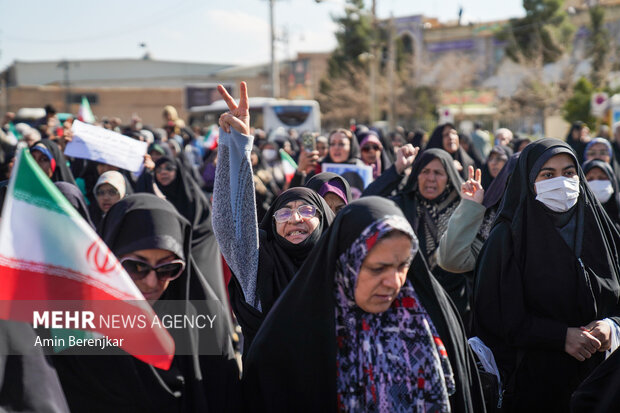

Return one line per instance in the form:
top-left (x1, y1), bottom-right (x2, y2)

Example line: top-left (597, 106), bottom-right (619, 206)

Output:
top-left (57, 60), bottom-right (71, 113)
top-left (369, 0), bottom-right (377, 124)
top-left (269, 0), bottom-right (279, 98)
top-left (0, 71), bottom-right (8, 115)
top-left (387, 14), bottom-right (396, 131)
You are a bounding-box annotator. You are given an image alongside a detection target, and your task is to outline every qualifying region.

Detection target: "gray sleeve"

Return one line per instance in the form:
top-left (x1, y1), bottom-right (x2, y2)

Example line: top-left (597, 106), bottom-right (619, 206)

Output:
top-left (212, 128), bottom-right (261, 309)
top-left (437, 199), bottom-right (486, 273)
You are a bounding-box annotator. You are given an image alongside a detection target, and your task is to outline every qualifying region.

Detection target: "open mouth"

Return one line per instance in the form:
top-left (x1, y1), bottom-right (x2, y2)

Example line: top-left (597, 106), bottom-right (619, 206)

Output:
top-left (286, 229), bottom-right (308, 237)
top-left (285, 228), bottom-right (310, 243)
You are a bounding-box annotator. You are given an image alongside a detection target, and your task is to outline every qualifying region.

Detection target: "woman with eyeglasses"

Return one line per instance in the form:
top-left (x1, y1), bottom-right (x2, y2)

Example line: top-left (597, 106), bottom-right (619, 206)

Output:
top-left (322, 128), bottom-right (364, 167)
top-left (212, 82), bottom-right (335, 356)
top-left (93, 170), bottom-right (126, 220)
top-left (53, 193), bottom-right (241, 413)
top-left (290, 128), bottom-right (366, 189)
top-left (76, 159), bottom-right (136, 228)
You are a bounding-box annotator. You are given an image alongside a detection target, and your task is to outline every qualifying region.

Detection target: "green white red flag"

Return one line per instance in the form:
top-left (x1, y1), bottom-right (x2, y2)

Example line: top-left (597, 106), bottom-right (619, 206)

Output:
top-left (279, 148), bottom-right (298, 183)
top-left (78, 95), bottom-right (96, 124)
top-left (0, 149), bottom-right (174, 369)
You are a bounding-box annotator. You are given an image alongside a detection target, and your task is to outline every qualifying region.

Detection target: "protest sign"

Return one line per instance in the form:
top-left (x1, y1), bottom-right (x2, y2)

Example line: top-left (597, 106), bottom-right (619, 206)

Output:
top-left (66, 120), bottom-right (147, 172)
top-left (321, 163), bottom-right (373, 189)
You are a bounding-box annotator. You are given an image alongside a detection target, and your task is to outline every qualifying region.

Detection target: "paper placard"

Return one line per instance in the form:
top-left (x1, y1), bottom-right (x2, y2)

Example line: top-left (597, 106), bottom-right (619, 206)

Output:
top-left (66, 120), bottom-right (147, 172)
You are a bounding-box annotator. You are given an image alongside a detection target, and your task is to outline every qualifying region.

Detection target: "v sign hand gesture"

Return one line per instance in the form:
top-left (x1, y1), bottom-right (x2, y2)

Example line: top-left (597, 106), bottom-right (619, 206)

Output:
top-left (217, 82), bottom-right (250, 135)
top-left (461, 165), bottom-right (484, 204)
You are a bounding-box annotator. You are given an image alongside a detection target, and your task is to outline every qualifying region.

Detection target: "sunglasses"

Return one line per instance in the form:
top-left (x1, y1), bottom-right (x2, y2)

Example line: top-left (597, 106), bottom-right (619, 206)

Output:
top-left (273, 204), bottom-right (317, 223)
top-left (362, 145), bottom-right (380, 152)
top-left (156, 164), bottom-right (177, 173)
top-left (95, 188), bottom-right (119, 197)
top-left (120, 257), bottom-right (185, 282)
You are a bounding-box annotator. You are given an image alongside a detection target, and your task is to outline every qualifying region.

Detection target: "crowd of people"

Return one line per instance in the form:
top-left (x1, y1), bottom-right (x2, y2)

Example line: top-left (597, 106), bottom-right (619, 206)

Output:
top-left (0, 81), bottom-right (619, 412)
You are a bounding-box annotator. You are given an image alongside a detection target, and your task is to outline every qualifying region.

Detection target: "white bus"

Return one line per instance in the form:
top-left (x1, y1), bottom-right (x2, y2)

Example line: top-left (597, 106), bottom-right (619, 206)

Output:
top-left (188, 97), bottom-right (321, 133)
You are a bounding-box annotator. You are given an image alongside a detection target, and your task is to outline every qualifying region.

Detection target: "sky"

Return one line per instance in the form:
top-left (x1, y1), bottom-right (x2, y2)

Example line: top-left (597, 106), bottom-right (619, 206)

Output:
top-left (0, 0), bottom-right (525, 71)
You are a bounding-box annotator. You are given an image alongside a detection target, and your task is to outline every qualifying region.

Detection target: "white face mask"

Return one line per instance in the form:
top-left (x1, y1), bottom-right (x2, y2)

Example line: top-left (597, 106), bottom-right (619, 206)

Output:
top-left (534, 176), bottom-right (580, 212)
top-left (588, 179), bottom-right (614, 203)
top-left (262, 149), bottom-right (277, 162)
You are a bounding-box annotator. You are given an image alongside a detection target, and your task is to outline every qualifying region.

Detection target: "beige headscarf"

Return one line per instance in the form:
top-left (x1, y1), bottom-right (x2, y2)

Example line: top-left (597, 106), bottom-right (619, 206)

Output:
top-left (94, 171), bottom-right (126, 199)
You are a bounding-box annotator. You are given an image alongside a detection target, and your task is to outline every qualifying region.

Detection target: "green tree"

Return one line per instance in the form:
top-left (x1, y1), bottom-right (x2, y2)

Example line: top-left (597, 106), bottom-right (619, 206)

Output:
top-left (588, 5), bottom-right (609, 89)
top-left (319, 0), bottom-right (437, 127)
top-left (396, 85), bottom-right (438, 128)
top-left (327, 0), bottom-right (373, 78)
top-left (501, 0), bottom-right (574, 65)
top-left (563, 77), bottom-right (596, 128)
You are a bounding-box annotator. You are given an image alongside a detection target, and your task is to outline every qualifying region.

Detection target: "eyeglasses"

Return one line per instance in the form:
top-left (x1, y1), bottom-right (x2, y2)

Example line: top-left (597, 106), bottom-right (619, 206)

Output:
top-left (587, 150), bottom-right (609, 157)
top-left (362, 145), bottom-right (380, 152)
top-left (96, 188), bottom-right (119, 197)
top-left (329, 142), bottom-right (349, 148)
top-left (120, 257), bottom-right (185, 282)
top-left (273, 204), bottom-right (317, 223)
top-left (156, 164), bottom-right (177, 173)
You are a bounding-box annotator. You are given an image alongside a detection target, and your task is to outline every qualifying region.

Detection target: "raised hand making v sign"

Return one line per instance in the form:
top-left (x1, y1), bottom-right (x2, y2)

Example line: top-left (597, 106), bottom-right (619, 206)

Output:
top-left (461, 165), bottom-right (484, 204)
top-left (217, 82), bottom-right (250, 135)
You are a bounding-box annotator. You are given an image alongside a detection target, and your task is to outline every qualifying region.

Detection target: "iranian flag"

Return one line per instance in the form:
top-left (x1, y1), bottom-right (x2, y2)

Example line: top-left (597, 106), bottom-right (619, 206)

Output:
top-left (78, 95), bottom-right (96, 124)
top-left (0, 149), bottom-right (174, 369)
top-left (203, 125), bottom-right (219, 151)
top-left (279, 148), bottom-right (298, 183)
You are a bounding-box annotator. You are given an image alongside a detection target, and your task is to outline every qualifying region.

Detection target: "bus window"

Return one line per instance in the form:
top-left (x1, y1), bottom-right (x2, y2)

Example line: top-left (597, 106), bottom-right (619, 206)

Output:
top-left (189, 98), bottom-right (320, 133)
top-left (272, 106), bottom-right (311, 127)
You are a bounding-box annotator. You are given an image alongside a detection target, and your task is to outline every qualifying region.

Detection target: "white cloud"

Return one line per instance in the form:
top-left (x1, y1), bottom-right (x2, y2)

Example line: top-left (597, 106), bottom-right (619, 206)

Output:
top-left (205, 9), bottom-right (270, 35)
top-left (202, 9), bottom-right (271, 64)
top-left (287, 21), bottom-right (338, 56)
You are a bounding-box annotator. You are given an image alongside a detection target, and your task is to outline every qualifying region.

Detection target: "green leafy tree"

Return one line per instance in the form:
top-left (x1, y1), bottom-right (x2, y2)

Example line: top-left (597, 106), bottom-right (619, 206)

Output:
top-left (319, 0), bottom-right (437, 127)
top-left (396, 85), bottom-right (438, 128)
top-left (501, 0), bottom-right (574, 65)
top-left (588, 5), bottom-right (609, 89)
top-left (563, 77), bottom-right (596, 128)
top-left (327, 0), bottom-right (373, 78)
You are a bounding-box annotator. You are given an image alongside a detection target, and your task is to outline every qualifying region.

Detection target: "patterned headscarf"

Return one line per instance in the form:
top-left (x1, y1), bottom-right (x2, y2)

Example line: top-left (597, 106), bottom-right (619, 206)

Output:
top-left (334, 215), bottom-right (455, 412)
